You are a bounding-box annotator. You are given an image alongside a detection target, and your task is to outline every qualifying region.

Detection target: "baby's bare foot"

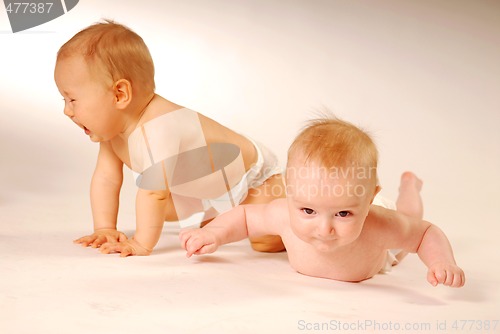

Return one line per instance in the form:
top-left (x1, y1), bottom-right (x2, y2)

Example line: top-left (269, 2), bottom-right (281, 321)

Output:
top-left (396, 171), bottom-right (424, 219)
top-left (400, 171), bottom-right (423, 193)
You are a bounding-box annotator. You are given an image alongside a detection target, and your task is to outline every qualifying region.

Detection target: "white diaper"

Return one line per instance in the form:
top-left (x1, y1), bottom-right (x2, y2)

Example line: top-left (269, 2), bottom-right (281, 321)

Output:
top-left (201, 137), bottom-right (281, 214)
top-left (372, 194), bottom-right (396, 210)
top-left (380, 249), bottom-right (402, 274)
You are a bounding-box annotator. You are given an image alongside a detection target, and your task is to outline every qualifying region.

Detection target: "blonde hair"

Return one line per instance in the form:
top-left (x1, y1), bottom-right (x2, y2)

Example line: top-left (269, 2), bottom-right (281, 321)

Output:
top-left (287, 116), bottom-right (378, 181)
top-left (57, 20), bottom-right (155, 93)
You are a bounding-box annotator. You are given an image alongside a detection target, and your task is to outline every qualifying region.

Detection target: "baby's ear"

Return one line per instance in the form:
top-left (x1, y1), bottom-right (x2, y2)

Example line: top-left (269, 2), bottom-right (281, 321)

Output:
top-left (113, 79), bottom-right (132, 109)
top-left (369, 185), bottom-right (381, 204)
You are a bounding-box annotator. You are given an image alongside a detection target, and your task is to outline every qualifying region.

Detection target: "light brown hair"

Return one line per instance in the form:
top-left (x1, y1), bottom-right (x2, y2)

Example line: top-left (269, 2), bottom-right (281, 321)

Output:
top-left (57, 20), bottom-right (155, 93)
top-left (287, 116), bottom-right (378, 182)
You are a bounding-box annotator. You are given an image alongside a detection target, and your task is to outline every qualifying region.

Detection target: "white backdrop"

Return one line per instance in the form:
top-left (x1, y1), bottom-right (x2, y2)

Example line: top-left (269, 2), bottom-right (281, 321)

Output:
top-left (2, 0), bottom-right (499, 223)
top-left (1, 1), bottom-right (499, 333)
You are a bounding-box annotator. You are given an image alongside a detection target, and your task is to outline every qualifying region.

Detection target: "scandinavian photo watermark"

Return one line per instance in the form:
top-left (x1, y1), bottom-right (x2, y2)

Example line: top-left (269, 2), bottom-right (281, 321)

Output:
top-left (249, 165), bottom-right (378, 199)
top-left (3, 0), bottom-right (79, 32)
top-left (297, 319), bottom-right (499, 332)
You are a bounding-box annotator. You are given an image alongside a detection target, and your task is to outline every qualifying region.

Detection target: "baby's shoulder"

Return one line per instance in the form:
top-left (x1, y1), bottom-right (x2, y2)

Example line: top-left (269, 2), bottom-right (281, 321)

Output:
top-left (155, 109), bottom-right (196, 125)
top-left (364, 205), bottom-right (400, 233)
top-left (367, 204), bottom-right (397, 220)
top-left (266, 199), bottom-right (290, 223)
top-left (140, 98), bottom-right (187, 124)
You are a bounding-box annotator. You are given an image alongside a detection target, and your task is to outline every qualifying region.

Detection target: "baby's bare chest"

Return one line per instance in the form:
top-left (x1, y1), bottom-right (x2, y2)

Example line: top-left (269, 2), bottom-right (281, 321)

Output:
top-left (285, 240), bottom-right (388, 282)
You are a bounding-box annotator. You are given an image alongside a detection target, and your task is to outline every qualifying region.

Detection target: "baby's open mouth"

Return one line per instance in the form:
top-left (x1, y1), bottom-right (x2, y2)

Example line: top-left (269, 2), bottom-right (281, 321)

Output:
top-left (83, 126), bottom-right (90, 135)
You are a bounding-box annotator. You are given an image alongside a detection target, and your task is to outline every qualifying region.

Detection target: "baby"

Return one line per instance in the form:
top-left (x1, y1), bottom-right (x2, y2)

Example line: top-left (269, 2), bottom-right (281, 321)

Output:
top-left (180, 117), bottom-right (465, 287)
top-left (54, 20), bottom-right (285, 256)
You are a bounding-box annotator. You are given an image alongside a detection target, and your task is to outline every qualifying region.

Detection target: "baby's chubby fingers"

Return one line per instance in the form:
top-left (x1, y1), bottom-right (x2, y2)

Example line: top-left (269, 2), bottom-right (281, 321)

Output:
top-left (99, 242), bottom-right (134, 257)
top-left (446, 269), bottom-right (466, 288)
top-left (99, 239), bottom-right (151, 257)
top-left (73, 230), bottom-right (128, 248)
top-left (90, 235), bottom-right (109, 248)
top-left (179, 229), bottom-right (216, 257)
top-left (427, 264), bottom-right (465, 288)
top-left (179, 229), bottom-right (200, 255)
top-left (178, 229), bottom-right (193, 250)
top-left (428, 268), bottom-right (446, 287)
top-left (73, 234), bottom-right (101, 247)
top-left (73, 235), bottom-right (90, 246)
top-left (185, 236), bottom-right (206, 258)
top-left (118, 246), bottom-right (134, 257)
top-left (99, 242), bottom-right (116, 254)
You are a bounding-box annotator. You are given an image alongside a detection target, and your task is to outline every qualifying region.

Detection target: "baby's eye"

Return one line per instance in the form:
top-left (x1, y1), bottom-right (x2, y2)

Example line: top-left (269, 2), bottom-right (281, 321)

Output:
top-left (336, 211), bottom-right (350, 218)
top-left (301, 208), bottom-right (316, 215)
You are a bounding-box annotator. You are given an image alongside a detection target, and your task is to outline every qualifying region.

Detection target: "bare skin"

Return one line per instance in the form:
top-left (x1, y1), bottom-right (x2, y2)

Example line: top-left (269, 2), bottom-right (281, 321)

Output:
top-left (55, 55), bottom-right (285, 256)
top-left (180, 171), bottom-right (465, 287)
top-left (397, 171), bottom-right (424, 219)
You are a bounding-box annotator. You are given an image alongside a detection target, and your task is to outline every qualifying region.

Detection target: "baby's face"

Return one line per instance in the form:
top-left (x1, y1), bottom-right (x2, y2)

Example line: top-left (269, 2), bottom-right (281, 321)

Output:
top-left (54, 56), bottom-right (121, 142)
top-left (285, 160), bottom-right (377, 252)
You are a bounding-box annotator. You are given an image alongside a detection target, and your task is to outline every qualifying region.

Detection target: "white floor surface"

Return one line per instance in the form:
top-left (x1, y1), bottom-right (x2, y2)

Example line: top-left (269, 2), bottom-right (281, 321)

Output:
top-left (1, 1), bottom-right (500, 333)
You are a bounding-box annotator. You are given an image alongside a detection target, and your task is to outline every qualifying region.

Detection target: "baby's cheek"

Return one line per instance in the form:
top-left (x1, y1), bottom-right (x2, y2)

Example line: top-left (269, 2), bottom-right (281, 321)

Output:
top-left (290, 223), bottom-right (310, 241)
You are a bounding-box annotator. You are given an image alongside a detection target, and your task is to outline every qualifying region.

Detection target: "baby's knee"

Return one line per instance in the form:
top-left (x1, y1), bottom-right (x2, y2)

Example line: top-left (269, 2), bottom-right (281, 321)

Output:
top-left (250, 235), bottom-right (286, 253)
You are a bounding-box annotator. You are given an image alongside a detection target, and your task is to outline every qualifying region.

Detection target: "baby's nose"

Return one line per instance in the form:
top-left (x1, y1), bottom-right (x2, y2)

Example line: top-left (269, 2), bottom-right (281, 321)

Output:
top-left (317, 219), bottom-right (335, 237)
top-left (63, 105), bottom-right (74, 118)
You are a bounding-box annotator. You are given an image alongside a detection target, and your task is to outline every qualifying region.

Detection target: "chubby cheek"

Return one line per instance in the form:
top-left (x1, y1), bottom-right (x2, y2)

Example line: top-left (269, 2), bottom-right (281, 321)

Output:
top-left (290, 218), bottom-right (314, 242)
top-left (337, 223), bottom-right (364, 244)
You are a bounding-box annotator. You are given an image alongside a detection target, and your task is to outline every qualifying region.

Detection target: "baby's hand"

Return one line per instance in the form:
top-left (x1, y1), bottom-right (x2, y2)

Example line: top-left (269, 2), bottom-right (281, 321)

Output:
top-left (74, 229), bottom-right (127, 248)
top-left (427, 262), bottom-right (465, 288)
top-left (99, 238), bottom-right (152, 257)
top-left (179, 228), bottom-right (219, 257)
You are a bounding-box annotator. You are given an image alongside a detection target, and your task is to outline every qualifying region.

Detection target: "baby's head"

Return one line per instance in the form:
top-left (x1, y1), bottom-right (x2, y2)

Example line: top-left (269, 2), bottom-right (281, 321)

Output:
top-left (56, 20), bottom-right (155, 94)
top-left (285, 117), bottom-right (380, 251)
top-left (286, 116), bottom-right (379, 193)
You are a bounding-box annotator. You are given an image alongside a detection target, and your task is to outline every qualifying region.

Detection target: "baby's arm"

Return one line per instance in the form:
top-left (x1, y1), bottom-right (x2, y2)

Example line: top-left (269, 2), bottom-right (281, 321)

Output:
top-left (180, 205), bottom-right (249, 257)
top-left (100, 188), bottom-right (169, 256)
top-left (379, 206), bottom-right (465, 287)
top-left (180, 202), bottom-right (279, 257)
top-left (416, 224), bottom-right (465, 287)
top-left (74, 142), bottom-right (126, 248)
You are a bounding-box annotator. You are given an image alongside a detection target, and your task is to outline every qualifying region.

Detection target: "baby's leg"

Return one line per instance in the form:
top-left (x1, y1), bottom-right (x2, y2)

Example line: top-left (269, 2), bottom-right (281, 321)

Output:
top-left (394, 171), bottom-right (424, 262)
top-left (243, 174), bottom-right (286, 252)
top-left (396, 171), bottom-right (423, 220)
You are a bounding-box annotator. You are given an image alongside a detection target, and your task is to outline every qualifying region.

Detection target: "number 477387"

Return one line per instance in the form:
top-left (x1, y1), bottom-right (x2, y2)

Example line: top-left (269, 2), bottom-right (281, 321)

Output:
top-left (6, 2), bottom-right (53, 14)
